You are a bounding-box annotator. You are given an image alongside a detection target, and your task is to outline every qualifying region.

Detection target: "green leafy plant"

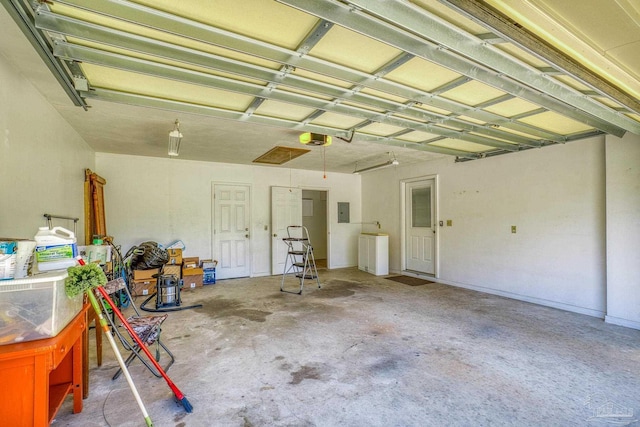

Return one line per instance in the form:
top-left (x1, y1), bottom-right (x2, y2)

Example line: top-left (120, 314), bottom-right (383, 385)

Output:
top-left (65, 263), bottom-right (107, 298)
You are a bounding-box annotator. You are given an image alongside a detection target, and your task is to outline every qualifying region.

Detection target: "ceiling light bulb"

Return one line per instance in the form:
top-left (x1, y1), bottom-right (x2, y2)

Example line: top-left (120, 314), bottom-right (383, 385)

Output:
top-left (390, 152), bottom-right (399, 165)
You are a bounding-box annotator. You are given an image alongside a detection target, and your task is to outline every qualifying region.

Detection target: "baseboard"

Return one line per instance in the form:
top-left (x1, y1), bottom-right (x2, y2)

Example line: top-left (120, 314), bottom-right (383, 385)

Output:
top-left (430, 278), bottom-right (606, 319)
top-left (331, 263), bottom-right (357, 269)
top-left (394, 269), bottom-right (434, 279)
top-left (250, 272), bottom-right (271, 278)
top-left (605, 315), bottom-right (640, 330)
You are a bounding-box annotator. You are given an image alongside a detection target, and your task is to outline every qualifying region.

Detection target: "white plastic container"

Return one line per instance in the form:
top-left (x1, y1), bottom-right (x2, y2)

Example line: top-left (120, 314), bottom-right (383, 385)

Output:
top-left (34, 227), bottom-right (78, 272)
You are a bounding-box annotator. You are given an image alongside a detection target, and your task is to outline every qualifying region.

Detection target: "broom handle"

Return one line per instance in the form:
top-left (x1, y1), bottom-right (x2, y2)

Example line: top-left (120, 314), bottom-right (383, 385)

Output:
top-left (86, 291), bottom-right (154, 427)
top-left (96, 286), bottom-right (187, 400)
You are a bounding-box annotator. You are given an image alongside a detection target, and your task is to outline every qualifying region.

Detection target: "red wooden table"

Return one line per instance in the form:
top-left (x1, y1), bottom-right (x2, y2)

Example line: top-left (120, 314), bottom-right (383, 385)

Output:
top-left (0, 305), bottom-right (88, 426)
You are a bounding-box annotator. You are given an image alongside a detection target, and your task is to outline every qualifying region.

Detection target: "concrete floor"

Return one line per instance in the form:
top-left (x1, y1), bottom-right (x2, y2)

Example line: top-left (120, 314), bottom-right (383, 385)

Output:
top-left (53, 268), bottom-right (640, 427)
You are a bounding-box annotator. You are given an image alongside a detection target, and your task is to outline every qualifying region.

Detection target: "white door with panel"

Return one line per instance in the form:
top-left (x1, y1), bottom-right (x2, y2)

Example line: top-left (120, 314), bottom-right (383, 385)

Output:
top-left (405, 180), bottom-right (435, 274)
top-left (213, 184), bottom-right (251, 279)
top-left (271, 186), bottom-right (302, 275)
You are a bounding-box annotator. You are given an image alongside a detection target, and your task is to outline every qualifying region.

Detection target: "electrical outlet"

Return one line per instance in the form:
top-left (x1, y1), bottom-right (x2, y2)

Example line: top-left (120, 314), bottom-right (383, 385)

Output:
top-left (511, 225), bottom-right (517, 233)
top-left (446, 220), bottom-right (452, 226)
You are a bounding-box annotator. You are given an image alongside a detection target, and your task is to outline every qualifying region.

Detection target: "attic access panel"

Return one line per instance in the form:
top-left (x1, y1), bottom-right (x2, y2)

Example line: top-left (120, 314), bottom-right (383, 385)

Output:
top-left (253, 146), bottom-right (310, 165)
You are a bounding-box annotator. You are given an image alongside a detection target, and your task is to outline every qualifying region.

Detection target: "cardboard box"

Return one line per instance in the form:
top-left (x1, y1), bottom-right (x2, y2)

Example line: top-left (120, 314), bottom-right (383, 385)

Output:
top-left (166, 248), bottom-right (182, 265)
top-left (200, 259), bottom-right (218, 269)
top-left (182, 266), bottom-right (203, 276)
top-left (162, 264), bottom-right (181, 278)
top-left (131, 278), bottom-right (156, 297)
top-left (182, 257), bottom-right (199, 269)
top-left (203, 268), bottom-right (216, 285)
top-left (182, 274), bottom-right (203, 290)
top-left (133, 268), bottom-right (160, 281)
top-left (182, 256), bottom-right (202, 276)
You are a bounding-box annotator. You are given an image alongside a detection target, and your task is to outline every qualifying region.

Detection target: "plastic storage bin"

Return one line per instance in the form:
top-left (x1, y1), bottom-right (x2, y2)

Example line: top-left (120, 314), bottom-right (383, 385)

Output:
top-left (0, 271), bottom-right (83, 345)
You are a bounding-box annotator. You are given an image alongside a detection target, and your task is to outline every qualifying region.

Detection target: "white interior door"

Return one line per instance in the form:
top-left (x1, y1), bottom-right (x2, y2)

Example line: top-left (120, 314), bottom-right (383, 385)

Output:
top-left (213, 184), bottom-right (251, 279)
top-left (405, 180), bottom-right (435, 274)
top-left (271, 186), bottom-right (302, 275)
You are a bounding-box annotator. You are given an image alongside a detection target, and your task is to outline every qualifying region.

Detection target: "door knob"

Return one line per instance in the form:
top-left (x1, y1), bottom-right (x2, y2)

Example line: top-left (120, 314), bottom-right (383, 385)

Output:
top-left (245, 234), bottom-right (250, 238)
top-left (273, 233), bottom-right (277, 237)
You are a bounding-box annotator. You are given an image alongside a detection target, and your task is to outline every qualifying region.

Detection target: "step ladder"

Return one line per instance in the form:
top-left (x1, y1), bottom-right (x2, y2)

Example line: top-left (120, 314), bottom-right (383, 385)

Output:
top-left (280, 225), bottom-right (321, 294)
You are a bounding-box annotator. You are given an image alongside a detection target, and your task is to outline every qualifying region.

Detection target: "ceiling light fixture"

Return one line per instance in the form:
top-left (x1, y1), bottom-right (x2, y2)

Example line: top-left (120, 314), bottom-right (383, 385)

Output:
top-left (168, 119), bottom-right (182, 157)
top-left (299, 132), bottom-right (332, 146)
top-left (353, 152), bottom-right (399, 174)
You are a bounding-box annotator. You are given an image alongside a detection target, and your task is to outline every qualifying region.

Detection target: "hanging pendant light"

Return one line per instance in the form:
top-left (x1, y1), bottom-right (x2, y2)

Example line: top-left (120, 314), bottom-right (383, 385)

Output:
top-left (168, 119), bottom-right (182, 157)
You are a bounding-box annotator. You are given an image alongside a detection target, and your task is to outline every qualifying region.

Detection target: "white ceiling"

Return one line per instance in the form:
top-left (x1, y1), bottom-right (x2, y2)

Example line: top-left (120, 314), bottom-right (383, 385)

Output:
top-left (0, 0), bottom-right (638, 174)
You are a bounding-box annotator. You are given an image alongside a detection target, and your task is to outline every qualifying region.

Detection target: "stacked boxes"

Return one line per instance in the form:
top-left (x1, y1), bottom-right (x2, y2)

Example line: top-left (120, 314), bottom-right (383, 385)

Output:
top-left (129, 249), bottom-right (213, 295)
top-left (182, 256), bottom-right (203, 290)
top-left (144, 249), bottom-right (209, 293)
top-left (131, 268), bottom-right (159, 297)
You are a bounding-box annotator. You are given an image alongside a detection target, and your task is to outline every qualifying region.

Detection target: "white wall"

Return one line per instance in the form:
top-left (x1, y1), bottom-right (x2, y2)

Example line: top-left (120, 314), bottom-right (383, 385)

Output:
top-left (0, 52), bottom-right (94, 241)
top-left (95, 153), bottom-right (361, 276)
top-left (362, 137), bottom-right (607, 317)
top-left (605, 132), bottom-right (640, 329)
